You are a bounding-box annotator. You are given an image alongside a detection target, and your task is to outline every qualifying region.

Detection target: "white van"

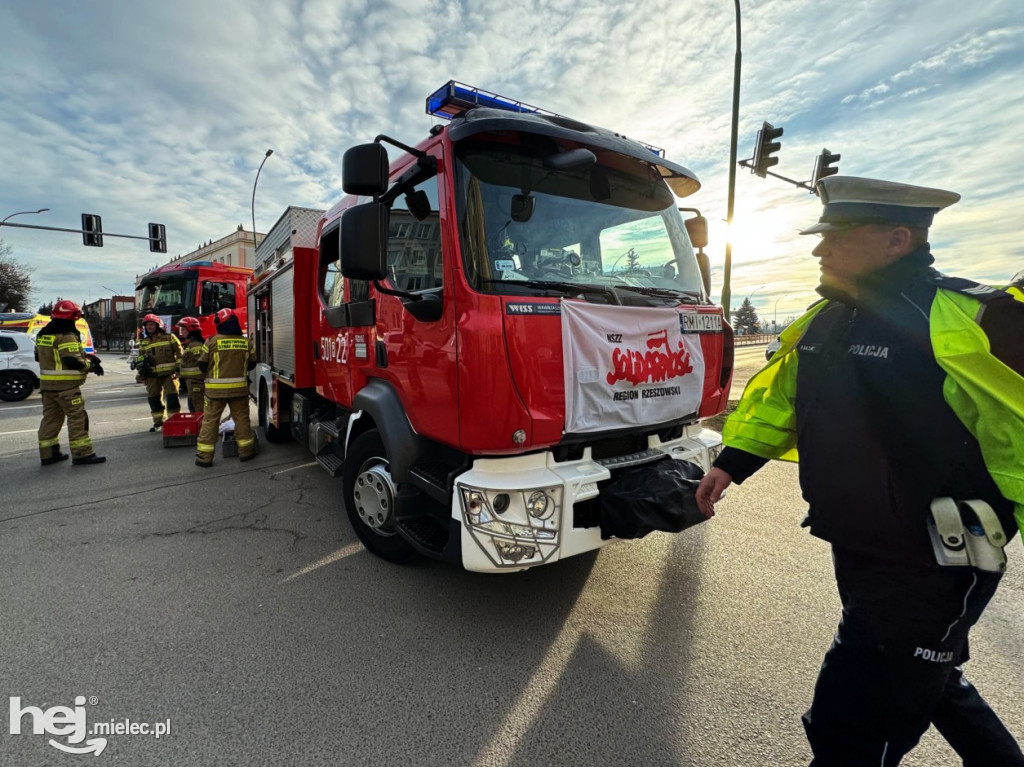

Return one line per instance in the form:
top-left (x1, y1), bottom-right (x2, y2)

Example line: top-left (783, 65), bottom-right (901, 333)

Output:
top-left (0, 329), bottom-right (40, 401)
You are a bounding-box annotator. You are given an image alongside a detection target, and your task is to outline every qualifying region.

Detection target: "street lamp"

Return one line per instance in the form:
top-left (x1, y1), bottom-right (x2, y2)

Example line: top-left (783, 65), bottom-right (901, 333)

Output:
top-left (0, 208), bottom-right (50, 227)
top-left (743, 284), bottom-right (764, 335)
top-left (251, 149), bottom-right (274, 252)
top-left (773, 293), bottom-right (788, 332)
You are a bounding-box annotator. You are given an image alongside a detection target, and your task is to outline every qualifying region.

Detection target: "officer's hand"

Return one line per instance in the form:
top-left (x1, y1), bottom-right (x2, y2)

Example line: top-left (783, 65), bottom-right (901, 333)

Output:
top-left (91, 360), bottom-right (105, 376)
top-left (695, 467), bottom-right (733, 519)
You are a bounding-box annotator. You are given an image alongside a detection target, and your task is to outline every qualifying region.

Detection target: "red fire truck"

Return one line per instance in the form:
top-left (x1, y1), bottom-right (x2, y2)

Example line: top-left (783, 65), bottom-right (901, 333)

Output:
top-left (249, 82), bottom-right (733, 573)
top-left (135, 260), bottom-right (252, 337)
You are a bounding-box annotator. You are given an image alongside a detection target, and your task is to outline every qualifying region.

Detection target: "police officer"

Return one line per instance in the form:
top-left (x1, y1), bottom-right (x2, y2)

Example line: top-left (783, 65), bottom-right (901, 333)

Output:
top-left (696, 176), bottom-right (1024, 766)
top-left (176, 316), bottom-right (205, 412)
top-left (35, 300), bottom-right (106, 465)
top-left (137, 314), bottom-right (182, 431)
top-left (194, 308), bottom-right (257, 467)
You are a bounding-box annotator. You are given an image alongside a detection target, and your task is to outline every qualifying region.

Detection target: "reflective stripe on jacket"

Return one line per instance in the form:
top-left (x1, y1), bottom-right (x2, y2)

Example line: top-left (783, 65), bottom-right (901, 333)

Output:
top-left (200, 334), bottom-right (254, 399)
top-left (179, 339), bottom-right (204, 379)
top-left (36, 332), bottom-right (89, 391)
top-left (138, 332), bottom-right (182, 376)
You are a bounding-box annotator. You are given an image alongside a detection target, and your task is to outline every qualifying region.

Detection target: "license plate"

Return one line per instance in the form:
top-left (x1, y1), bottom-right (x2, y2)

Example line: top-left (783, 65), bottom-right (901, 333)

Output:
top-left (680, 311), bottom-right (722, 333)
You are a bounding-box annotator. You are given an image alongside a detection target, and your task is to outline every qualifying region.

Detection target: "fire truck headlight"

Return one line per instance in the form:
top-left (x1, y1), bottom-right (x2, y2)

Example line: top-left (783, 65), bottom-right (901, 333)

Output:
top-left (527, 490), bottom-right (552, 519)
top-left (461, 489), bottom-right (493, 525)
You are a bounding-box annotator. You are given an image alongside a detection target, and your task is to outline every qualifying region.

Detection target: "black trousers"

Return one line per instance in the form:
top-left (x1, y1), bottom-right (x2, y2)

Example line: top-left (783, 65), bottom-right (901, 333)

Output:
top-left (803, 547), bottom-right (1024, 766)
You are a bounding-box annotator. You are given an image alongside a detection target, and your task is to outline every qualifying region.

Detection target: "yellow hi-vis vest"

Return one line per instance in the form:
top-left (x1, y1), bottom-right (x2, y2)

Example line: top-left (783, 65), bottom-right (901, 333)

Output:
top-left (723, 288), bottom-right (1024, 544)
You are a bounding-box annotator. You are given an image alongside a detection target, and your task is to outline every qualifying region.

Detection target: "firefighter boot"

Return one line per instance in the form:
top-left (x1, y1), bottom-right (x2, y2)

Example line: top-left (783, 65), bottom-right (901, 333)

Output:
top-left (166, 392), bottom-right (181, 416)
top-left (72, 454), bottom-right (106, 465)
top-left (148, 395), bottom-right (165, 431)
top-left (41, 446), bottom-right (70, 466)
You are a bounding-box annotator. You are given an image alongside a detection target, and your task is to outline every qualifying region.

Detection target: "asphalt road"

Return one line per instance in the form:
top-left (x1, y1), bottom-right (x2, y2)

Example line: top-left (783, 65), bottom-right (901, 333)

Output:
top-left (1, 348), bottom-right (1021, 766)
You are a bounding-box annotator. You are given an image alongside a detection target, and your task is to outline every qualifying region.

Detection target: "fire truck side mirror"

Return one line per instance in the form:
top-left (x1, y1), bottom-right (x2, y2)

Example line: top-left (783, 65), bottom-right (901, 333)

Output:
top-left (342, 144), bottom-right (389, 197)
top-left (341, 202), bottom-right (389, 281)
top-left (683, 215), bottom-right (708, 249)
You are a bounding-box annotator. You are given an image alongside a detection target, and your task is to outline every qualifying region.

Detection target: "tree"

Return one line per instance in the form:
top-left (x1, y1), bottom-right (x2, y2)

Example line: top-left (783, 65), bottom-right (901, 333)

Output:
top-left (37, 301), bottom-right (54, 315)
top-left (732, 297), bottom-right (761, 334)
top-left (0, 241), bottom-right (34, 312)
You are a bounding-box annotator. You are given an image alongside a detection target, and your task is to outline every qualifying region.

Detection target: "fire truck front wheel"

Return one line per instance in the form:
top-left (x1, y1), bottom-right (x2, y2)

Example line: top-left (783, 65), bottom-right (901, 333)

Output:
top-left (342, 429), bottom-right (419, 564)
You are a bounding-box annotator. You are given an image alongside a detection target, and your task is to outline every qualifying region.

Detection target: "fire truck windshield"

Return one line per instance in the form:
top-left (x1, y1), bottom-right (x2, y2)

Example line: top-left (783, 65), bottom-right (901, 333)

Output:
top-left (136, 274), bottom-right (196, 316)
top-left (454, 139), bottom-right (705, 302)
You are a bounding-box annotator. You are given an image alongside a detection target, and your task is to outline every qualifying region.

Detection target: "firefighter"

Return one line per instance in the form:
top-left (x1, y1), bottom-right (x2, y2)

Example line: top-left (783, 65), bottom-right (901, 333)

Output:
top-left (137, 314), bottom-right (183, 431)
top-left (176, 316), bottom-right (205, 412)
top-left (695, 176), bottom-right (1024, 766)
top-left (194, 308), bottom-right (256, 467)
top-left (35, 300), bottom-right (106, 465)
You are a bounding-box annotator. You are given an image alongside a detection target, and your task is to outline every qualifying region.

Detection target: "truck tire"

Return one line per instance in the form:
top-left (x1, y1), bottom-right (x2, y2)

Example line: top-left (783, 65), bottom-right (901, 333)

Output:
top-left (259, 384), bottom-right (289, 443)
top-left (341, 429), bottom-right (419, 564)
top-left (0, 371), bottom-right (35, 402)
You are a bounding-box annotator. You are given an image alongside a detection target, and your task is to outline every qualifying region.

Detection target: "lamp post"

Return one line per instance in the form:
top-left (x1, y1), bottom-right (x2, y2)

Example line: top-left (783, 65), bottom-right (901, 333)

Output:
top-left (0, 208), bottom-right (50, 227)
top-left (721, 0), bottom-right (742, 321)
top-left (773, 293), bottom-right (788, 332)
top-left (743, 284), bottom-right (764, 335)
top-left (251, 149), bottom-right (274, 251)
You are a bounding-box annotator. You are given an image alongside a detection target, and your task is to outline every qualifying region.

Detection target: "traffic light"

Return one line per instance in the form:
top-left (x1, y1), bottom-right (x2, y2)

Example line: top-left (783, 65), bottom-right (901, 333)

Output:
top-left (148, 223), bottom-right (167, 253)
top-left (751, 121), bottom-right (784, 178)
top-left (81, 213), bottom-right (103, 247)
top-left (811, 148), bottom-right (841, 190)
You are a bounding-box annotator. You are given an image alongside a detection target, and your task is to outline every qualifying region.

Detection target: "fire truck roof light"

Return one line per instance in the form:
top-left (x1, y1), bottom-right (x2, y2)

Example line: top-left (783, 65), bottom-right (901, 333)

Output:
top-left (426, 81), bottom-right (542, 119)
top-left (425, 80), bottom-right (666, 158)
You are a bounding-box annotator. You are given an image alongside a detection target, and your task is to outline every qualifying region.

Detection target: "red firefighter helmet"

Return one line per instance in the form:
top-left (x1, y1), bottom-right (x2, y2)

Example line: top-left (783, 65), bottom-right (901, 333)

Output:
top-left (214, 308), bottom-right (235, 326)
top-left (177, 316), bottom-right (202, 333)
top-left (51, 300), bottom-right (83, 320)
top-left (141, 313), bottom-right (163, 328)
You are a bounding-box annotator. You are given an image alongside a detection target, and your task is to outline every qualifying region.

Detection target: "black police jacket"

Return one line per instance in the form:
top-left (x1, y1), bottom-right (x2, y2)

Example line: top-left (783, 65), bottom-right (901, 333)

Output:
top-left (723, 247), bottom-right (1018, 566)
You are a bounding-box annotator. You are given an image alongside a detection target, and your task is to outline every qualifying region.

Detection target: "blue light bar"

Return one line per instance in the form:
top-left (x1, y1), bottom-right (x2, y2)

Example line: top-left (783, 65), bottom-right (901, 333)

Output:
top-left (426, 81), bottom-right (543, 119)
top-left (425, 80), bottom-right (667, 159)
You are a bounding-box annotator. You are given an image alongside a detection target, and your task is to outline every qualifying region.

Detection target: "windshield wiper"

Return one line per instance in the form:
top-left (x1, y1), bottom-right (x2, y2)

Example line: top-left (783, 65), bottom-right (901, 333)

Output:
top-left (481, 279), bottom-right (622, 306)
top-left (610, 284), bottom-right (702, 303)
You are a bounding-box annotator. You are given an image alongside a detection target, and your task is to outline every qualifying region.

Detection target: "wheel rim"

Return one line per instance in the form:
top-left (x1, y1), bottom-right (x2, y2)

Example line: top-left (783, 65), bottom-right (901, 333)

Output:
top-left (1, 375), bottom-right (28, 397)
top-left (352, 459), bottom-right (397, 536)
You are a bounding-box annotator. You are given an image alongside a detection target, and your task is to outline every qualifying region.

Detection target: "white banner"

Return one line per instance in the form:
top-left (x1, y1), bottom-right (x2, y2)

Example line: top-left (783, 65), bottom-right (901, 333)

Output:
top-left (561, 301), bottom-right (706, 434)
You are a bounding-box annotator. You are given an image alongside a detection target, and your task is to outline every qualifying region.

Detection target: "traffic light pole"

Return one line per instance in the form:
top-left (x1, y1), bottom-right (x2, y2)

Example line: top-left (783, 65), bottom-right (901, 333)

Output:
top-left (738, 158), bottom-right (815, 191)
top-left (721, 0), bottom-right (741, 322)
top-left (0, 221), bottom-right (156, 243)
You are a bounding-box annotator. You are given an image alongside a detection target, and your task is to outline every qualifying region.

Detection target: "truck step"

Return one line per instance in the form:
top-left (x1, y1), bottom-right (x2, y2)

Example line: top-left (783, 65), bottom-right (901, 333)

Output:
top-left (398, 516), bottom-right (449, 554)
top-left (318, 420), bottom-right (341, 438)
top-left (315, 449), bottom-right (344, 477)
top-left (408, 462), bottom-right (452, 505)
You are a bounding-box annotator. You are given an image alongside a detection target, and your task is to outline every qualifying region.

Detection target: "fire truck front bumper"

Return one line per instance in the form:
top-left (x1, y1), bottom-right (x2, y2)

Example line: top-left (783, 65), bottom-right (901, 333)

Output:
top-left (454, 426), bottom-right (721, 573)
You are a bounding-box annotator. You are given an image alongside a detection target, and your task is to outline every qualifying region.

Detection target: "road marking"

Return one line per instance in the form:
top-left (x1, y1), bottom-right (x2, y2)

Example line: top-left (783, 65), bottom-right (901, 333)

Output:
top-left (0, 429), bottom-right (38, 435)
top-left (1, 394), bottom-right (147, 411)
top-left (270, 462), bottom-right (317, 476)
top-left (281, 542), bottom-right (364, 582)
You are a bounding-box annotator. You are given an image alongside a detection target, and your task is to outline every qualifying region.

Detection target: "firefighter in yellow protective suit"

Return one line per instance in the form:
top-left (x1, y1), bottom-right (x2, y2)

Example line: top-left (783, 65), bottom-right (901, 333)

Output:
top-left (176, 316), bottom-right (206, 412)
top-left (138, 313), bottom-right (183, 431)
top-left (35, 300), bottom-right (106, 465)
top-left (195, 308), bottom-right (257, 467)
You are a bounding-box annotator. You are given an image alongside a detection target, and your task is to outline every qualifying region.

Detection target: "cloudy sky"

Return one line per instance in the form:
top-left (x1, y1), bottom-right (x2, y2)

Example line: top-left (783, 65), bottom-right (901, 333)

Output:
top-left (1, 0), bottom-right (1022, 322)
